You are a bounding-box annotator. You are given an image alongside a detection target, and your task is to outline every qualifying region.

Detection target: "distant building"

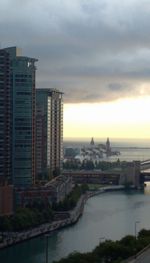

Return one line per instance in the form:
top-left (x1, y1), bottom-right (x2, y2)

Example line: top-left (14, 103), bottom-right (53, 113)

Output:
top-left (106, 137), bottom-right (111, 156)
top-left (1, 47), bottom-right (38, 187)
top-left (120, 161), bottom-right (141, 187)
top-left (64, 147), bottom-right (80, 158)
top-left (64, 138), bottom-right (120, 166)
top-left (90, 137), bottom-right (95, 147)
top-left (36, 89), bottom-right (63, 180)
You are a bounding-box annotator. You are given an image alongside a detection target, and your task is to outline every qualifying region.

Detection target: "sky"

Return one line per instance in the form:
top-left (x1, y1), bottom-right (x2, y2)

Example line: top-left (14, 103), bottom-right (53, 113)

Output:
top-left (1, 0), bottom-right (150, 139)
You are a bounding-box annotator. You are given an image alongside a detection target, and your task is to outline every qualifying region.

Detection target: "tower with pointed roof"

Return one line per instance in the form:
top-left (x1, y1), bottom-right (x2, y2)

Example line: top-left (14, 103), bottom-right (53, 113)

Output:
top-left (106, 137), bottom-right (111, 156)
top-left (90, 137), bottom-right (95, 147)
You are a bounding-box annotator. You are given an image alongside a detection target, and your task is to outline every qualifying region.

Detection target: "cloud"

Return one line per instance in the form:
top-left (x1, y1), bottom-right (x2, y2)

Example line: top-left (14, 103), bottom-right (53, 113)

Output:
top-left (1, 0), bottom-right (150, 103)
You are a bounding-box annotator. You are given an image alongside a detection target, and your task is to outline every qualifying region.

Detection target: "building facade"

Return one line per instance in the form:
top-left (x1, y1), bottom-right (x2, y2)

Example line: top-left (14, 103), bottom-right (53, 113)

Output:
top-left (118, 161), bottom-right (141, 187)
top-left (0, 182), bottom-right (14, 216)
top-left (1, 47), bottom-right (37, 187)
top-left (16, 175), bottom-right (72, 206)
top-left (36, 89), bottom-right (63, 181)
top-left (0, 49), bottom-right (11, 182)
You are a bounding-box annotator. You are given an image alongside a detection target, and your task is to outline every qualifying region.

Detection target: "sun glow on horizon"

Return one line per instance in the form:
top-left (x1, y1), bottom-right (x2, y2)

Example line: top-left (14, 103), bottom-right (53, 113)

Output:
top-left (64, 96), bottom-right (150, 139)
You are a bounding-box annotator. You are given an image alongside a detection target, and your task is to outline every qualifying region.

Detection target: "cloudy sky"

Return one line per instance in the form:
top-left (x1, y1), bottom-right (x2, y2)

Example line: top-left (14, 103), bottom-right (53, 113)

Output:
top-left (1, 0), bottom-right (150, 139)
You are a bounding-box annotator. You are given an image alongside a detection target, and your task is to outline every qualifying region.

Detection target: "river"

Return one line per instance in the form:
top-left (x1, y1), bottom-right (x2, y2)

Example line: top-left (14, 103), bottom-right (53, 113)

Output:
top-left (1, 186), bottom-right (150, 263)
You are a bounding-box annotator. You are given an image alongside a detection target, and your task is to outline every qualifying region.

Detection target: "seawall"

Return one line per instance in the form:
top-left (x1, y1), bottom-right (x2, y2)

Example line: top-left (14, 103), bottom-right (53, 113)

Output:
top-left (0, 185), bottom-right (125, 249)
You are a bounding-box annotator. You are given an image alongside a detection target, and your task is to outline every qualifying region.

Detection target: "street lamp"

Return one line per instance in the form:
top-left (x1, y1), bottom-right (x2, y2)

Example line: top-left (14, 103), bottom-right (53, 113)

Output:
top-left (134, 221), bottom-right (140, 259)
top-left (44, 234), bottom-right (50, 263)
top-left (99, 237), bottom-right (105, 263)
top-left (135, 221), bottom-right (140, 239)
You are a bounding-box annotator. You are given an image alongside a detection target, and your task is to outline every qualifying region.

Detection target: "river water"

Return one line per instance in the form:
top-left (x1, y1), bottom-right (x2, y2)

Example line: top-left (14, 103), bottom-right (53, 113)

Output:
top-left (1, 186), bottom-right (150, 263)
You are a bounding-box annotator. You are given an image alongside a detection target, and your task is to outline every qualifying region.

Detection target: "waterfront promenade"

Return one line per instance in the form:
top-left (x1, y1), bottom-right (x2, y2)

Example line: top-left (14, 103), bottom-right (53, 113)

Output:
top-left (0, 195), bottom-right (86, 249)
top-left (0, 185), bottom-right (124, 250)
top-left (1, 189), bottom-right (150, 263)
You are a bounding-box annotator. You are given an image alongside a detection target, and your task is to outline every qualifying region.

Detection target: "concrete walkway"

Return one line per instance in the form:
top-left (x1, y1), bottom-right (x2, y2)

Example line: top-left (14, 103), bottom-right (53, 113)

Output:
top-left (0, 195), bottom-right (87, 249)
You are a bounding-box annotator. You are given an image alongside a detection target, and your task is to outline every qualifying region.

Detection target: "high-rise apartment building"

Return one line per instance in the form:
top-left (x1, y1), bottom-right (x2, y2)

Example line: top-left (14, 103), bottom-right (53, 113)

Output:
top-left (0, 47), bottom-right (37, 187)
top-left (36, 89), bottom-right (63, 181)
top-left (0, 49), bottom-right (11, 182)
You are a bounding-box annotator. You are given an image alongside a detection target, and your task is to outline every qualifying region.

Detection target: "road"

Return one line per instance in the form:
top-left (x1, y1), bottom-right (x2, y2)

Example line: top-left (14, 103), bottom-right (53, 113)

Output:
top-left (127, 247), bottom-right (150, 263)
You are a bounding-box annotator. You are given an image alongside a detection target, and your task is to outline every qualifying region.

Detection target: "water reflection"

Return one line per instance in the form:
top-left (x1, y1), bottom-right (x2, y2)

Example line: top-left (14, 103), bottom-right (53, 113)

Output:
top-left (0, 232), bottom-right (60, 263)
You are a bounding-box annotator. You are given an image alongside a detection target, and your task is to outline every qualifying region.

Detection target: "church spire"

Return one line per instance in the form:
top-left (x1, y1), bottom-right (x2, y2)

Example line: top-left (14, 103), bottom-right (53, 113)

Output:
top-left (106, 137), bottom-right (111, 156)
top-left (90, 137), bottom-right (95, 146)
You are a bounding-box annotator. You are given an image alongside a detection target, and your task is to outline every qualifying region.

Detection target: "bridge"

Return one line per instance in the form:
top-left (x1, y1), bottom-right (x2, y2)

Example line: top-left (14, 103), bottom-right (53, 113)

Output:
top-left (63, 170), bottom-right (121, 185)
top-left (140, 160), bottom-right (150, 184)
top-left (63, 159), bottom-right (150, 187)
top-left (141, 159), bottom-right (150, 170)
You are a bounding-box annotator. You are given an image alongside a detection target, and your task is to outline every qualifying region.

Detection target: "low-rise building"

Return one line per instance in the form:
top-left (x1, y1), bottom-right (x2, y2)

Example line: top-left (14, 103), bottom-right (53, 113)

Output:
top-left (0, 182), bottom-right (14, 216)
top-left (15, 175), bottom-right (73, 207)
top-left (45, 175), bottom-right (73, 203)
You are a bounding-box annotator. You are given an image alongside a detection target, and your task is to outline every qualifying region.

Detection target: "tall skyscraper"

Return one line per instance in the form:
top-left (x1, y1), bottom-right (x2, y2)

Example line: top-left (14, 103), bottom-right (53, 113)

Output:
top-left (0, 49), bottom-right (11, 182)
top-left (1, 47), bottom-right (38, 187)
top-left (36, 88), bottom-right (63, 181)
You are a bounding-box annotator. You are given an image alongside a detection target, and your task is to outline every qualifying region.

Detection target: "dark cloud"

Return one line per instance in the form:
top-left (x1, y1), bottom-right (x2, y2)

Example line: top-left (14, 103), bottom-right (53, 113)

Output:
top-left (1, 0), bottom-right (150, 102)
top-left (108, 83), bottom-right (123, 91)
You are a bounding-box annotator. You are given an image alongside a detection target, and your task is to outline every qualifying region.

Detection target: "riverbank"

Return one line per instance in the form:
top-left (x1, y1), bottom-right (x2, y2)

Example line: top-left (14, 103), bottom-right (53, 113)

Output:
top-left (0, 185), bottom-right (125, 250)
top-left (0, 194), bottom-right (86, 249)
top-left (52, 229), bottom-right (150, 263)
top-left (1, 188), bottom-right (150, 263)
